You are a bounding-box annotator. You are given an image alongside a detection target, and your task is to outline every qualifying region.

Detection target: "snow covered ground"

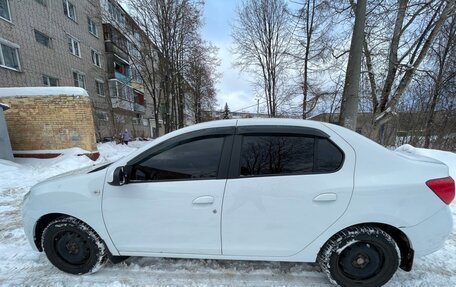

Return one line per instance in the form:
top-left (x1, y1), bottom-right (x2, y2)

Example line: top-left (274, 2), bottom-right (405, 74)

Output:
top-left (0, 142), bottom-right (455, 286)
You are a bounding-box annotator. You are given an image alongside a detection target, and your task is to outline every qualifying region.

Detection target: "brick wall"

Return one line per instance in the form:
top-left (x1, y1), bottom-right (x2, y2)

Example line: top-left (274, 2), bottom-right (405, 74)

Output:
top-left (0, 0), bottom-right (113, 139)
top-left (1, 95), bottom-right (97, 151)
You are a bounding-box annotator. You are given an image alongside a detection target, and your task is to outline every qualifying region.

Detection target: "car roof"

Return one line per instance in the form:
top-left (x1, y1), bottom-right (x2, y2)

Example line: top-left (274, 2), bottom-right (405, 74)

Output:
top-left (189, 118), bottom-right (325, 129)
top-left (118, 118), bottom-right (328, 164)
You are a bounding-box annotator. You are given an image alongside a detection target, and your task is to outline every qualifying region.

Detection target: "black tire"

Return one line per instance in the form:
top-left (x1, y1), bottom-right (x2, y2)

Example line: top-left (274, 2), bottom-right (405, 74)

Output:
top-left (41, 217), bottom-right (107, 274)
top-left (317, 226), bottom-right (400, 287)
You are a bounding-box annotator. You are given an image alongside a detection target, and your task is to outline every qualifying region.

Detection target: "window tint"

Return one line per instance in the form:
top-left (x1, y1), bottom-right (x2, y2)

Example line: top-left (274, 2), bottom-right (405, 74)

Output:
top-left (316, 138), bottom-right (343, 172)
top-left (240, 135), bottom-right (314, 176)
top-left (132, 137), bottom-right (225, 181)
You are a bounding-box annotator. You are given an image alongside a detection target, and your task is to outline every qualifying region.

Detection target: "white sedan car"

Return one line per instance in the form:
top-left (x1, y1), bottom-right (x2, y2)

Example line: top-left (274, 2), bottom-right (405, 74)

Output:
top-left (22, 119), bottom-right (454, 287)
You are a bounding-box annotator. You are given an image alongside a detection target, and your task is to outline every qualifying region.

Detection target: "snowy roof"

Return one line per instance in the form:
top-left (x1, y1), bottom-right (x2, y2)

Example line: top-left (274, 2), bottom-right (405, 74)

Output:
top-left (0, 87), bottom-right (89, 98)
top-left (0, 103), bottom-right (10, 111)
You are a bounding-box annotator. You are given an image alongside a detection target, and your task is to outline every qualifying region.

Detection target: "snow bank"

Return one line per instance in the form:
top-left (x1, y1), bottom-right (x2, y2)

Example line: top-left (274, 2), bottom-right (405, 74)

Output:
top-left (0, 87), bottom-right (89, 97)
top-left (0, 102), bottom-right (10, 110)
top-left (96, 141), bottom-right (147, 162)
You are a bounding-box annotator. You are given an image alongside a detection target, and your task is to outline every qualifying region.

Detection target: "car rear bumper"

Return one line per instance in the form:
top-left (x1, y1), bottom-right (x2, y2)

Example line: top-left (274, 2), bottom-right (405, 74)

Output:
top-left (400, 206), bottom-right (453, 258)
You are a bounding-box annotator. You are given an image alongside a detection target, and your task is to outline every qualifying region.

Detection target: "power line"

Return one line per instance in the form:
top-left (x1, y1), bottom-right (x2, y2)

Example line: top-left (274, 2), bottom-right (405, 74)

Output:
top-left (232, 99), bottom-right (267, 113)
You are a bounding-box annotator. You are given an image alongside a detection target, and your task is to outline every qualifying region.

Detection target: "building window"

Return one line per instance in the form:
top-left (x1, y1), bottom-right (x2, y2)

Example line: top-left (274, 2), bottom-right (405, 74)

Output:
top-left (91, 49), bottom-right (101, 67)
top-left (132, 67), bottom-right (143, 83)
top-left (114, 61), bottom-right (127, 75)
top-left (0, 39), bottom-right (20, 71)
top-left (35, 0), bottom-right (46, 6)
top-left (63, 0), bottom-right (76, 21)
top-left (87, 17), bottom-right (98, 36)
top-left (73, 71), bottom-right (85, 89)
top-left (43, 75), bottom-right (59, 86)
top-left (34, 30), bottom-right (51, 47)
top-left (68, 35), bottom-right (80, 57)
top-left (115, 115), bottom-right (125, 123)
top-left (96, 111), bottom-right (108, 121)
top-left (108, 0), bottom-right (125, 26)
top-left (95, 80), bottom-right (105, 96)
top-left (0, 0), bottom-right (11, 21)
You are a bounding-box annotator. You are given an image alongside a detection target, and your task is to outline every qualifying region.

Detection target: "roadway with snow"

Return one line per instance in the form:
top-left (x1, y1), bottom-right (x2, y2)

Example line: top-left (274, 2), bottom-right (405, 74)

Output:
top-left (0, 142), bottom-right (455, 286)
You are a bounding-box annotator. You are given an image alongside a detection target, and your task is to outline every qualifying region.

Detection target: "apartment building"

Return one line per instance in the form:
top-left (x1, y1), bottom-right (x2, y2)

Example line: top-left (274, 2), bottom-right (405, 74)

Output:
top-left (0, 0), bottom-right (115, 139)
top-left (100, 0), bottom-right (160, 138)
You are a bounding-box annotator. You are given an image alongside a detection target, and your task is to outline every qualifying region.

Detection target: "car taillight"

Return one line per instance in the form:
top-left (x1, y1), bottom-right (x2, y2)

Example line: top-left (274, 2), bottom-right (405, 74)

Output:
top-left (426, 177), bottom-right (455, 205)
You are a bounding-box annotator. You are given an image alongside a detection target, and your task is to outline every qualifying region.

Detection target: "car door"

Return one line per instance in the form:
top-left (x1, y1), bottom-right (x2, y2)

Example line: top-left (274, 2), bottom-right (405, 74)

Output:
top-left (221, 125), bottom-right (355, 257)
top-left (103, 128), bottom-right (234, 255)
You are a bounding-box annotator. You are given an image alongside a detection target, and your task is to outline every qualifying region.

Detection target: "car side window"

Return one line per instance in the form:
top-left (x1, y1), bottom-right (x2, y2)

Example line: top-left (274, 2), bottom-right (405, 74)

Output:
top-left (316, 138), bottom-right (344, 172)
top-left (131, 136), bottom-right (225, 181)
top-left (240, 135), bottom-right (314, 176)
top-left (239, 135), bottom-right (344, 177)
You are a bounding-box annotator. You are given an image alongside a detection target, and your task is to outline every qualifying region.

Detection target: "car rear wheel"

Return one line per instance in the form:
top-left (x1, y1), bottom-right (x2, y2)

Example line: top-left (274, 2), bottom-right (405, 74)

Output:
top-left (318, 226), bottom-right (399, 287)
top-left (42, 216), bottom-right (107, 274)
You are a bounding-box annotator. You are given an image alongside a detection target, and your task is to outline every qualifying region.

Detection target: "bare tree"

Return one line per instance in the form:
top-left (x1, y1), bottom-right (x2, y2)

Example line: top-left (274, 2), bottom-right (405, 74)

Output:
top-left (423, 16), bottom-right (455, 147)
top-left (361, 0), bottom-right (455, 142)
top-left (124, 0), bottom-right (212, 134)
top-left (291, 0), bottom-right (334, 119)
top-left (338, 0), bottom-right (367, 130)
top-left (185, 39), bottom-right (220, 123)
top-left (232, 0), bottom-right (292, 117)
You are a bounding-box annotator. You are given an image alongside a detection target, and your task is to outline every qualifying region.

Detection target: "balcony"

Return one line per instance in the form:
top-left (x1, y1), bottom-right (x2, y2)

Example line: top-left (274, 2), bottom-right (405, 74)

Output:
top-left (115, 71), bottom-right (129, 82)
top-left (109, 79), bottom-right (134, 112)
top-left (103, 24), bottom-right (128, 59)
top-left (134, 103), bottom-right (145, 113)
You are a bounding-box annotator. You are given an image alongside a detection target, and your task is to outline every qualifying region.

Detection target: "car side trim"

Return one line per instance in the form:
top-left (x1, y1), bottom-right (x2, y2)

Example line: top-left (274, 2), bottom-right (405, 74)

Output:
top-left (236, 125), bottom-right (329, 137)
top-left (126, 126), bottom-right (236, 167)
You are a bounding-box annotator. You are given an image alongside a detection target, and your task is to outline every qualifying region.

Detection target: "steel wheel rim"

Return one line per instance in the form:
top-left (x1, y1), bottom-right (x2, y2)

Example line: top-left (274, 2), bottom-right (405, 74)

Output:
top-left (53, 230), bottom-right (91, 266)
top-left (338, 241), bottom-right (384, 280)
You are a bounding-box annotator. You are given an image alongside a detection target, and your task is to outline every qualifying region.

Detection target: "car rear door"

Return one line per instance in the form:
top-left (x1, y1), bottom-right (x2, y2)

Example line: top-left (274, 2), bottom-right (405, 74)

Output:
top-left (102, 127), bottom-right (234, 255)
top-left (221, 125), bottom-right (355, 257)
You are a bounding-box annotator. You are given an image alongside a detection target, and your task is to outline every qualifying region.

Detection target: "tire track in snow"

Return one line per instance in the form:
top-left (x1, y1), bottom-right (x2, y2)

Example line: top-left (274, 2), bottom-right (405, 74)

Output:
top-left (0, 257), bottom-right (332, 287)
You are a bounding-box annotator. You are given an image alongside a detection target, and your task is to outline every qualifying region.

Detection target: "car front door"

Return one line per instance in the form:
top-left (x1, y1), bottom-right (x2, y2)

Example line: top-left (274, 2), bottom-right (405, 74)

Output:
top-left (103, 128), bottom-right (234, 255)
top-left (221, 125), bottom-right (355, 257)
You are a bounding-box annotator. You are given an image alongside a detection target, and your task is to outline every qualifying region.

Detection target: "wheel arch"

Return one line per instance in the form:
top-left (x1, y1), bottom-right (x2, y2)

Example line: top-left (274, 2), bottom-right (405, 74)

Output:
top-left (319, 222), bottom-right (414, 272)
top-left (34, 213), bottom-right (103, 252)
top-left (368, 223), bottom-right (414, 271)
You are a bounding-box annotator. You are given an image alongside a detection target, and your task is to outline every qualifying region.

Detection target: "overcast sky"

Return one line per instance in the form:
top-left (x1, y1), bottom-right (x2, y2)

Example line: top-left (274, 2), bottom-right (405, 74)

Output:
top-left (201, 0), bottom-right (259, 113)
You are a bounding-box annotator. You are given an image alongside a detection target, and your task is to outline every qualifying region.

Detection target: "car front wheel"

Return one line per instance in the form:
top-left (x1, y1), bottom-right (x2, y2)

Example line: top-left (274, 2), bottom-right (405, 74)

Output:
top-left (318, 226), bottom-right (400, 287)
top-left (41, 216), bottom-right (107, 274)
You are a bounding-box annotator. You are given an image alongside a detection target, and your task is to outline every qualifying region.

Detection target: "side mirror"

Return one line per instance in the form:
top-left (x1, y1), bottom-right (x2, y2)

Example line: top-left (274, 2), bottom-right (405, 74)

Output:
top-left (109, 166), bottom-right (127, 186)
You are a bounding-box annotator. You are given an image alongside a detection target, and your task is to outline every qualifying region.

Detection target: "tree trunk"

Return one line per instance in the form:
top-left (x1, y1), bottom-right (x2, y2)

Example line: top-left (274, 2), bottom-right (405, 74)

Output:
top-left (339, 0), bottom-right (367, 130)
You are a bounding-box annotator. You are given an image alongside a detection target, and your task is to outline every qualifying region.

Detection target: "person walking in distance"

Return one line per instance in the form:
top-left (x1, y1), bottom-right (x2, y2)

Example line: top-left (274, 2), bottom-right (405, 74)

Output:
top-left (121, 129), bottom-right (130, 145)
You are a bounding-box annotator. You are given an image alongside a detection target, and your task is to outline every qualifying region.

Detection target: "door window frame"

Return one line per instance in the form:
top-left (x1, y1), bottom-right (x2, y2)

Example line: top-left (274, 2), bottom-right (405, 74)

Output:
top-left (125, 127), bottom-right (235, 183)
top-left (228, 125), bottom-right (345, 179)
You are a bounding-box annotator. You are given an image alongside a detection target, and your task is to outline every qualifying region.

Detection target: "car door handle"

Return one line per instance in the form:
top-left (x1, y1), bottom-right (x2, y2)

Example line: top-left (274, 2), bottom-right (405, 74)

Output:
top-left (313, 193), bottom-right (337, 202)
top-left (192, 196), bottom-right (214, 205)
